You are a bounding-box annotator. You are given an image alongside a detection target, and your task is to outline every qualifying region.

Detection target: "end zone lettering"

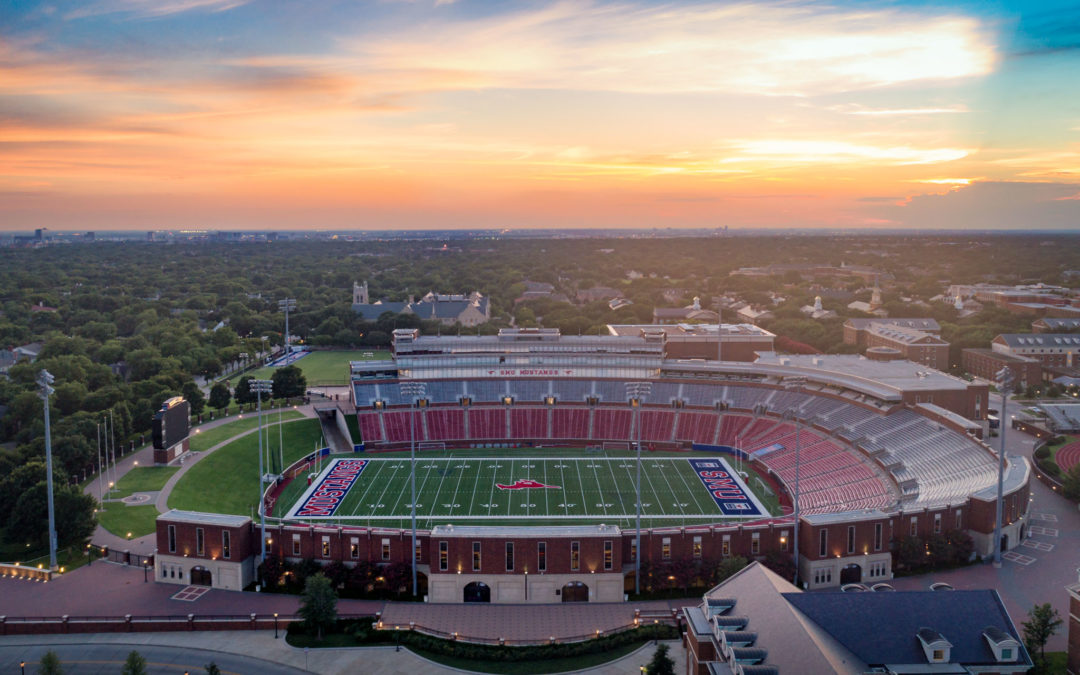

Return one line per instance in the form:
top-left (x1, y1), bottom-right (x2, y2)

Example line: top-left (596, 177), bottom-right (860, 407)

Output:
top-left (687, 457), bottom-right (764, 517)
top-left (296, 459), bottom-right (368, 517)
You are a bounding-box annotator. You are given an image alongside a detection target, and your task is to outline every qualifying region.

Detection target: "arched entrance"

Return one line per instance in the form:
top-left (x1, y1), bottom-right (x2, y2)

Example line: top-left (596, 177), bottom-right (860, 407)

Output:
top-left (839, 564), bottom-right (862, 585)
top-left (463, 581), bottom-right (490, 603)
top-left (1000, 533), bottom-right (1009, 551)
top-left (190, 566), bottom-right (212, 586)
top-left (561, 581), bottom-right (589, 603)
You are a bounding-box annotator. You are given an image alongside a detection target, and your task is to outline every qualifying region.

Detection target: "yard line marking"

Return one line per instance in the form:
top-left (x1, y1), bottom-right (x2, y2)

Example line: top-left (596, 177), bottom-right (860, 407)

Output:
top-left (348, 460), bottom-right (386, 516)
top-left (605, 458), bottom-right (631, 516)
top-left (652, 458), bottom-right (687, 515)
top-left (671, 459), bottom-right (714, 514)
top-left (559, 460), bottom-right (569, 516)
top-left (467, 457), bottom-right (485, 518)
top-left (446, 458), bottom-right (470, 516)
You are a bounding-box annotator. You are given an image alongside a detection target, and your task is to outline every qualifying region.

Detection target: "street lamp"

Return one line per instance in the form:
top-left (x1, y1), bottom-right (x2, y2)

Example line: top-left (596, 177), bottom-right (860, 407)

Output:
top-left (993, 367), bottom-right (1013, 567)
top-left (626, 381), bottom-right (651, 596)
top-left (400, 380), bottom-right (426, 597)
top-left (274, 612), bottom-right (279, 639)
top-left (278, 298), bottom-right (297, 356)
top-left (251, 379), bottom-right (274, 577)
top-left (38, 370), bottom-right (58, 571)
top-left (783, 376), bottom-right (807, 587)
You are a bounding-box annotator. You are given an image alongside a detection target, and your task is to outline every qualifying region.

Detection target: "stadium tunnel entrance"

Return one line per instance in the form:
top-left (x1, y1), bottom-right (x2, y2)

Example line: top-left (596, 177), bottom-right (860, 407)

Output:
top-left (190, 566), bottom-right (212, 586)
top-left (839, 564), bottom-right (862, 585)
top-left (561, 581), bottom-right (589, 603)
top-left (463, 581), bottom-right (491, 603)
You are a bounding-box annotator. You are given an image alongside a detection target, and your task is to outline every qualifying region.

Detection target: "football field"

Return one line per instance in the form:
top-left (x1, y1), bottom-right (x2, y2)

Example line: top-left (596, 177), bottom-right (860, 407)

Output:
top-left (283, 454), bottom-right (775, 529)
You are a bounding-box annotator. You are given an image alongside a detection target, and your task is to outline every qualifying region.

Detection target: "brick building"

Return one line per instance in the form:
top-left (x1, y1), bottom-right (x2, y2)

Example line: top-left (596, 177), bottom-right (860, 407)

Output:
top-left (962, 349), bottom-right (1042, 389)
top-left (992, 334), bottom-right (1080, 371)
top-left (843, 319), bottom-right (948, 370)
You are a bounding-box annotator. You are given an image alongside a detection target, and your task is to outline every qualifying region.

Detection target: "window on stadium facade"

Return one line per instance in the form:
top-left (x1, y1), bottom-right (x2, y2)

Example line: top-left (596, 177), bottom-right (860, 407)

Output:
top-left (439, 541), bottom-right (448, 571)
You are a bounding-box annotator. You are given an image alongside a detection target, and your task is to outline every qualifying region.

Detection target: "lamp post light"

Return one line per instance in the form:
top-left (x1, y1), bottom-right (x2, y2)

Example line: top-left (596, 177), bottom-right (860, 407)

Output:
top-left (400, 381), bottom-right (427, 597)
top-left (38, 370), bottom-right (58, 571)
top-left (993, 367), bottom-right (1013, 568)
top-left (251, 379), bottom-right (274, 577)
top-left (625, 381), bottom-right (651, 596)
top-left (274, 612), bottom-right (279, 639)
top-left (278, 299), bottom-right (297, 357)
top-left (783, 376), bottom-right (807, 587)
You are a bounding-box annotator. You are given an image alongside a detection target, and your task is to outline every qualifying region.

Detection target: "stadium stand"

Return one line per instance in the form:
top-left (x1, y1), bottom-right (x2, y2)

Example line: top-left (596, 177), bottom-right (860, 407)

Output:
top-left (424, 407), bottom-right (465, 441)
top-left (468, 406), bottom-right (507, 439)
top-left (510, 407), bottom-right (549, 439)
top-left (552, 407), bottom-right (590, 438)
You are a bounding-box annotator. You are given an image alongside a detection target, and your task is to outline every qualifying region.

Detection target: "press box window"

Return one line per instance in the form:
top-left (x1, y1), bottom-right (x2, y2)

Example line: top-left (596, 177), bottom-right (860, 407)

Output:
top-left (439, 541), bottom-right (448, 571)
top-left (382, 538), bottom-right (391, 561)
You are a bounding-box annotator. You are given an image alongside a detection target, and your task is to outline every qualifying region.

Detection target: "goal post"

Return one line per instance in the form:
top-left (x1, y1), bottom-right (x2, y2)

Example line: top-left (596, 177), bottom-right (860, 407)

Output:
top-left (418, 441), bottom-right (446, 452)
top-left (601, 441), bottom-right (631, 452)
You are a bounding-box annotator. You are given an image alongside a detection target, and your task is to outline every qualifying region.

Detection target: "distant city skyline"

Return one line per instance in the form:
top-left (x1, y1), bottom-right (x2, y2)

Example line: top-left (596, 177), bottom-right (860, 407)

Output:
top-left (2, 0), bottom-right (1079, 231)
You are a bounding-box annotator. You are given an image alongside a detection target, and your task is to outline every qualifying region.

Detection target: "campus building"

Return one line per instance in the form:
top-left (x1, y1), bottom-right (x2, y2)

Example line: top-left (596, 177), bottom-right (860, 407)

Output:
top-left (352, 281), bottom-right (491, 327)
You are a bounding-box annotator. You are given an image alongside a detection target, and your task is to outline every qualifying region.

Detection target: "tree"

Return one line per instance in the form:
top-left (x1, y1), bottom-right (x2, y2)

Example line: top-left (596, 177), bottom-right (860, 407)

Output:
top-left (205, 663), bottom-right (221, 675)
top-left (299, 573), bottom-right (338, 640)
top-left (1063, 463), bottom-right (1080, 501)
top-left (1022, 602), bottom-right (1062, 663)
top-left (271, 365), bottom-right (306, 399)
top-left (645, 643), bottom-right (675, 675)
top-left (209, 382), bottom-right (231, 410)
top-left (38, 650), bottom-right (63, 675)
top-left (182, 381), bottom-right (206, 416)
top-left (121, 651), bottom-right (148, 675)
top-left (234, 376), bottom-right (254, 405)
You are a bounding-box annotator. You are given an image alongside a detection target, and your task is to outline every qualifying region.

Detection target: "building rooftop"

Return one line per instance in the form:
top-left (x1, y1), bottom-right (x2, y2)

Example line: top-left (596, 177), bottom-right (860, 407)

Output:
top-left (752, 354), bottom-right (972, 394)
top-left (997, 333), bottom-right (1080, 348)
top-left (607, 323), bottom-right (775, 338)
top-left (158, 510), bottom-right (251, 528)
top-left (846, 318), bottom-right (941, 331)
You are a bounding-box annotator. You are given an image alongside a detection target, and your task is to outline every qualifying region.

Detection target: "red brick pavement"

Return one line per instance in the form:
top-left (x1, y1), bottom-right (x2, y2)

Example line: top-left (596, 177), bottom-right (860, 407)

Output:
top-left (0, 561), bottom-right (383, 618)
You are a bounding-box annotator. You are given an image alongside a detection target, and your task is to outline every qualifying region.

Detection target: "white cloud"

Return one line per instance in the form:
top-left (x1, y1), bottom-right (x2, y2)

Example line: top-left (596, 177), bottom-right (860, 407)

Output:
top-left (66, 0), bottom-right (248, 20)
top-left (347, 1), bottom-right (997, 96)
top-left (723, 140), bottom-right (971, 166)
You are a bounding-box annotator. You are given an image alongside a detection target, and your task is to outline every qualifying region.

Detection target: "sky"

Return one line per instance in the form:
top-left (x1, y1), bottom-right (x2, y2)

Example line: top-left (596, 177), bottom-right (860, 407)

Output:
top-left (2, 0), bottom-right (1079, 231)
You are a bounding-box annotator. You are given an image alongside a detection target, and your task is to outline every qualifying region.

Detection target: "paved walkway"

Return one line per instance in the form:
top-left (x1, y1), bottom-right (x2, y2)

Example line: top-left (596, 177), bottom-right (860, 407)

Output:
top-left (83, 406), bottom-right (317, 555)
top-left (0, 633), bottom-right (684, 674)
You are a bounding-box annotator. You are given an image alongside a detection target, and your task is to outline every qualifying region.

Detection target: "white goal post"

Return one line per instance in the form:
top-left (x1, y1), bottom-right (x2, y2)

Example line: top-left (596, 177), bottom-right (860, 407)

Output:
top-left (418, 441), bottom-right (447, 451)
top-left (601, 441), bottom-right (631, 452)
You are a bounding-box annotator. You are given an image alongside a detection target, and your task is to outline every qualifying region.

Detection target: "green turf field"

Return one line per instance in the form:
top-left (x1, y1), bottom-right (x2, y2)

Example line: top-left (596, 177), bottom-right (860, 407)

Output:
top-left (227, 349), bottom-right (390, 386)
top-left (283, 451), bottom-right (778, 529)
top-left (169, 418), bottom-right (325, 516)
top-left (111, 466), bottom-right (178, 497)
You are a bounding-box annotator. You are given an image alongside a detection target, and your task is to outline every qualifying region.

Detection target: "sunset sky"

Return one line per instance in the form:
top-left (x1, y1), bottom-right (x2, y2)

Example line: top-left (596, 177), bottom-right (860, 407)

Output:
top-left (2, 0), bottom-right (1079, 230)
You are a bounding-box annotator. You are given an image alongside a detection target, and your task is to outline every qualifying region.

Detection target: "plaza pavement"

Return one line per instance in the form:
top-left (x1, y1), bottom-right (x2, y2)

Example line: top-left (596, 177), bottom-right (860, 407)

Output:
top-left (0, 632), bottom-right (685, 675)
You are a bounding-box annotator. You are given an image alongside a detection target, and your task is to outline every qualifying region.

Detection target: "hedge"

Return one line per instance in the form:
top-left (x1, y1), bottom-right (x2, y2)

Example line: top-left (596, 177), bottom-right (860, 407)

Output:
top-left (288, 618), bottom-right (678, 661)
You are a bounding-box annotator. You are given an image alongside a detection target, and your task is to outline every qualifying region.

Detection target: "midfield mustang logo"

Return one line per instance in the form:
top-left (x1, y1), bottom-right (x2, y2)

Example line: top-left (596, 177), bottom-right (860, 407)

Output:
top-left (496, 478), bottom-right (562, 491)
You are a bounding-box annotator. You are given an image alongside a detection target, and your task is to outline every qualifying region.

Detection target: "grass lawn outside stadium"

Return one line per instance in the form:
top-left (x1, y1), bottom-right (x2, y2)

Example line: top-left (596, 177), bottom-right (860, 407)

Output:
top-left (226, 349), bottom-right (390, 386)
top-left (276, 448), bottom-right (781, 530)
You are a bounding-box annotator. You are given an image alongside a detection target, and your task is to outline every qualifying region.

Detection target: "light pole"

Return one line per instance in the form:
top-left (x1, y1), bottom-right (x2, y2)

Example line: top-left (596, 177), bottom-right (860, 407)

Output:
top-left (993, 367), bottom-right (1013, 567)
top-left (400, 380), bottom-right (426, 597)
top-left (279, 299), bottom-right (297, 357)
top-left (783, 376), bottom-right (806, 587)
top-left (626, 381), bottom-right (651, 596)
top-left (251, 379), bottom-right (274, 577)
top-left (38, 370), bottom-right (58, 571)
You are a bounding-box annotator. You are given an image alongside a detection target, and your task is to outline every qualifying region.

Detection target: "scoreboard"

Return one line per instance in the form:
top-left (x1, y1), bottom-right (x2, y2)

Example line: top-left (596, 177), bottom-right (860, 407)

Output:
top-left (152, 397), bottom-right (191, 450)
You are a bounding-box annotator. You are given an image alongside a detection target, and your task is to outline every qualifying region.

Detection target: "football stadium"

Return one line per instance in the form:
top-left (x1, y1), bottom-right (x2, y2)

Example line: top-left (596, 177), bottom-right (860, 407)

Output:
top-left (156, 326), bottom-right (1031, 603)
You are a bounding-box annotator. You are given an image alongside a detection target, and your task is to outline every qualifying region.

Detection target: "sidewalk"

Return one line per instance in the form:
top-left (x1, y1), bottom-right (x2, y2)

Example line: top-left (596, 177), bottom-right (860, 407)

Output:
top-left (0, 632), bottom-right (685, 674)
top-left (83, 406), bottom-right (317, 555)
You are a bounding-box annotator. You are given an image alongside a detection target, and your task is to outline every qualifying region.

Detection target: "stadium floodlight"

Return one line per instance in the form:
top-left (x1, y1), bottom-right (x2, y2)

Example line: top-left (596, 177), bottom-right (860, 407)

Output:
top-left (251, 378), bottom-right (274, 575)
top-left (400, 380), bottom-right (427, 597)
top-left (38, 370), bottom-right (58, 571)
top-left (625, 381), bottom-right (651, 596)
top-left (993, 367), bottom-right (1013, 568)
top-left (783, 376), bottom-right (807, 587)
top-left (278, 299), bottom-right (297, 356)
